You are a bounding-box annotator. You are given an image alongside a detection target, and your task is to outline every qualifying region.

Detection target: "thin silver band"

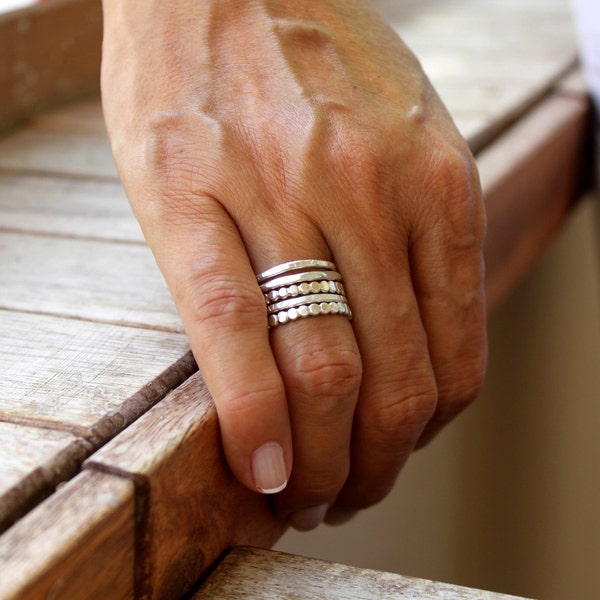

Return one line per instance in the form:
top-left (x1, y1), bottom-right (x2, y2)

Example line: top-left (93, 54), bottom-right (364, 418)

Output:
top-left (259, 270), bottom-right (342, 291)
top-left (256, 259), bottom-right (337, 284)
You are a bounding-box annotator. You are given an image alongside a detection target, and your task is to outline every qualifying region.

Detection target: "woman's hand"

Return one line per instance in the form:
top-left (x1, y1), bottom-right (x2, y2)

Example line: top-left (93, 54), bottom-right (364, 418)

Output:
top-left (101, 0), bottom-right (486, 530)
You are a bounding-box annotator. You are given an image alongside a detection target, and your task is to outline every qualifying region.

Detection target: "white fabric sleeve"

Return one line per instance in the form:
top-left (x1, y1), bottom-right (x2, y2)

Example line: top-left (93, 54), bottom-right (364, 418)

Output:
top-left (572, 0), bottom-right (600, 106)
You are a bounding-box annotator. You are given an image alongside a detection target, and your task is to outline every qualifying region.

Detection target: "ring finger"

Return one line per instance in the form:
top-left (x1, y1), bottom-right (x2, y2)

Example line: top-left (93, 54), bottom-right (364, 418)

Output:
top-left (250, 247), bottom-right (362, 531)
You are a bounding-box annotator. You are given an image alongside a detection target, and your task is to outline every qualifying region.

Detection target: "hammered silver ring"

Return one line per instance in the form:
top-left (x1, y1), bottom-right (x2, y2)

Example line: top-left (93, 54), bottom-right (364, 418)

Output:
top-left (257, 259), bottom-right (352, 328)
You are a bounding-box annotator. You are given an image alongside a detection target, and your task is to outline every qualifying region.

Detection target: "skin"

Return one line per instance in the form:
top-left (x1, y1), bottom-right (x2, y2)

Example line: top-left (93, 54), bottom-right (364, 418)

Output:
top-left (101, 0), bottom-right (487, 530)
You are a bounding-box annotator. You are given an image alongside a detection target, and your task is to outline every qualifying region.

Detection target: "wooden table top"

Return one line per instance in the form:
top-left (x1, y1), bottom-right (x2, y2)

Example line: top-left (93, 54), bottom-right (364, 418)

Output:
top-left (0, 0), bottom-right (589, 598)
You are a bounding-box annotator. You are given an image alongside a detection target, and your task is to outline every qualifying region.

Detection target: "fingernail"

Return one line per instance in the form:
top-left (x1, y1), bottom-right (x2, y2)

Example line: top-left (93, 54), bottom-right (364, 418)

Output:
top-left (289, 504), bottom-right (328, 531)
top-left (252, 443), bottom-right (287, 494)
top-left (324, 507), bottom-right (358, 525)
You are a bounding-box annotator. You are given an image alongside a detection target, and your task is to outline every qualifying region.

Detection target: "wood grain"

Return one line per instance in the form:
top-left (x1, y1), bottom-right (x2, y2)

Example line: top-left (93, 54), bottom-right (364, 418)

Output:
top-left (377, 0), bottom-right (578, 153)
top-left (0, 311), bottom-right (192, 438)
top-left (481, 94), bottom-right (591, 312)
top-left (0, 173), bottom-right (142, 242)
top-left (0, 231), bottom-right (182, 330)
top-left (0, 422), bottom-right (91, 533)
top-left (86, 373), bottom-right (286, 600)
top-left (0, 470), bottom-right (135, 600)
top-left (0, 126), bottom-right (117, 178)
top-left (192, 546), bottom-right (532, 600)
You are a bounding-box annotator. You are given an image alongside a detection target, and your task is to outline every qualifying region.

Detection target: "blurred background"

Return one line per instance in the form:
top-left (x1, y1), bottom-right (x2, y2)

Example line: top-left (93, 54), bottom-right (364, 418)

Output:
top-left (277, 195), bottom-right (600, 600)
top-left (0, 0), bottom-right (36, 11)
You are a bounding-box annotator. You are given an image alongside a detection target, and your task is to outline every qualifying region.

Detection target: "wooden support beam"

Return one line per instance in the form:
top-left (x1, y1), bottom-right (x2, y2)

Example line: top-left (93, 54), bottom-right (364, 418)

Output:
top-left (481, 93), bottom-right (592, 312)
top-left (86, 373), bottom-right (286, 600)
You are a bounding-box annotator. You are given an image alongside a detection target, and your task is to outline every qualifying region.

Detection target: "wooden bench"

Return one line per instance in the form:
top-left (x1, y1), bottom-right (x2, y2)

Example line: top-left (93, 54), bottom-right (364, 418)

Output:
top-left (0, 0), bottom-right (592, 598)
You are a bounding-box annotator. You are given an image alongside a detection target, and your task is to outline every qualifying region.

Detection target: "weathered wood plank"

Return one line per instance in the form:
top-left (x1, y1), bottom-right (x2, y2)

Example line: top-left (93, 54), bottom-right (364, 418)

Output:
top-left (0, 0), bottom-right (102, 132)
top-left (0, 422), bottom-right (91, 533)
top-left (0, 311), bottom-right (193, 440)
top-left (0, 231), bottom-right (181, 329)
top-left (481, 94), bottom-right (591, 312)
top-left (0, 470), bottom-right (135, 600)
top-left (192, 546), bottom-right (531, 600)
top-left (378, 0), bottom-right (578, 153)
top-left (0, 127), bottom-right (117, 178)
top-left (86, 373), bottom-right (285, 600)
top-left (0, 173), bottom-right (142, 242)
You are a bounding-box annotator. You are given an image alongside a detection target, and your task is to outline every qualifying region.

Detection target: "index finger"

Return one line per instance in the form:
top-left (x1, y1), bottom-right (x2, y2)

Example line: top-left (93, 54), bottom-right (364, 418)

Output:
top-left (147, 198), bottom-right (293, 494)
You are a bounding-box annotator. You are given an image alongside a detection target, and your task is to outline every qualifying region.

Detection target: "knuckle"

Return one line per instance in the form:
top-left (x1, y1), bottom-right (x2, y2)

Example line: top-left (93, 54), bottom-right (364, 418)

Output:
top-left (181, 269), bottom-right (265, 327)
top-left (328, 125), bottom-right (384, 188)
top-left (419, 139), bottom-right (484, 245)
top-left (140, 110), bottom-right (224, 197)
top-left (369, 380), bottom-right (438, 446)
top-left (221, 379), bottom-right (285, 421)
top-left (145, 114), bottom-right (196, 179)
top-left (287, 341), bottom-right (362, 409)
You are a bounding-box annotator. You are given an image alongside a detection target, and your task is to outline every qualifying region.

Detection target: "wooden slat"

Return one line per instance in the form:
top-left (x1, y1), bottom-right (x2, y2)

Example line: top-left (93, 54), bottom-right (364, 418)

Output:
top-left (0, 311), bottom-right (192, 438)
top-left (0, 232), bottom-right (181, 330)
top-left (0, 127), bottom-right (116, 178)
top-left (377, 0), bottom-right (578, 153)
top-left (0, 470), bottom-right (135, 600)
top-left (0, 173), bottom-right (142, 242)
top-left (192, 546), bottom-right (531, 600)
top-left (481, 94), bottom-right (591, 312)
top-left (86, 373), bottom-right (285, 600)
top-left (0, 0), bottom-right (102, 132)
top-left (0, 422), bottom-right (91, 533)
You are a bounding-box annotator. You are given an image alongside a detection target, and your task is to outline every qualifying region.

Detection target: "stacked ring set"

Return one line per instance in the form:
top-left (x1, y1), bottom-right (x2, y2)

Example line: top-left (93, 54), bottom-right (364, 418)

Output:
top-left (256, 259), bottom-right (353, 328)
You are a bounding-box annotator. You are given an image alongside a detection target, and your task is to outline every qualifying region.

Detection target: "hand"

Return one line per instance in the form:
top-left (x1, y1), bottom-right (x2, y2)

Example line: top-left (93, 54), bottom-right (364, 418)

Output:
top-left (101, 0), bottom-right (486, 530)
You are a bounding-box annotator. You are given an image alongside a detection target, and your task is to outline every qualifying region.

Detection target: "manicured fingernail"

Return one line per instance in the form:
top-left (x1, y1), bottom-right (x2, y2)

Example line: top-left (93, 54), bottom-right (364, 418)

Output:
top-left (252, 443), bottom-right (287, 494)
top-left (289, 504), bottom-right (328, 531)
top-left (324, 507), bottom-right (358, 525)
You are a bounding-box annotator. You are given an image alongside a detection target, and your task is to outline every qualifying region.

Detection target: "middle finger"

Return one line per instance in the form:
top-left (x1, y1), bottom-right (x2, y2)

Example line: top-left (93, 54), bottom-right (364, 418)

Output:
top-left (251, 246), bottom-right (362, 530)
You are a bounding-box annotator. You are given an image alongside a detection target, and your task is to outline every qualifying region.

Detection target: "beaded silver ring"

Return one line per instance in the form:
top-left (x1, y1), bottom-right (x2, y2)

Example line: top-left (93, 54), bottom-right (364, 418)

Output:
top-left (257, 259), bottom-right (352, 329)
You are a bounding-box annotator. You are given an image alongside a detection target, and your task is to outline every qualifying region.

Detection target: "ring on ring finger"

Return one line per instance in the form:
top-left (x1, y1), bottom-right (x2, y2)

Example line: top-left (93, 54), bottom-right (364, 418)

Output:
top-left (256, 259), bottom-right (353, 328)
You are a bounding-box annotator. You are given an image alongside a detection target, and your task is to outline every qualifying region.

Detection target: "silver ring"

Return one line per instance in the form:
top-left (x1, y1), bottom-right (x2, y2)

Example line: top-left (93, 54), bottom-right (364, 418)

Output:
top-left (264, 280), bottom-right (345, 303)
top-left (267, 293), bottom-right (347, 314)
top-left (268, 301), bottom-right (352, 328)
top-left (259, 270), bottom-right (342, 291)
top-left (256, 259), bottom-right (337, 284)
top-left (257, 259), bottom-right (352, 328)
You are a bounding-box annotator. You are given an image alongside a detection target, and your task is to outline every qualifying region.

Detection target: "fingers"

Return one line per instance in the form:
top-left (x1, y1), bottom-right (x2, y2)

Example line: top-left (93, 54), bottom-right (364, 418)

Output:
top-left (410, 150), bottom-right (487, 447)
top-left (270, 316), bottom-right (361, 529)
top-left (145, 198), bottom-right (293, 494)
top-left (330, 246), bottom-right (438, 512)
top-left (323, 148), bottom-right (486, 515)
top-left (145, 193), bottom-right (363, 519)
top-left (249, 242), bottom-right (362, 529)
